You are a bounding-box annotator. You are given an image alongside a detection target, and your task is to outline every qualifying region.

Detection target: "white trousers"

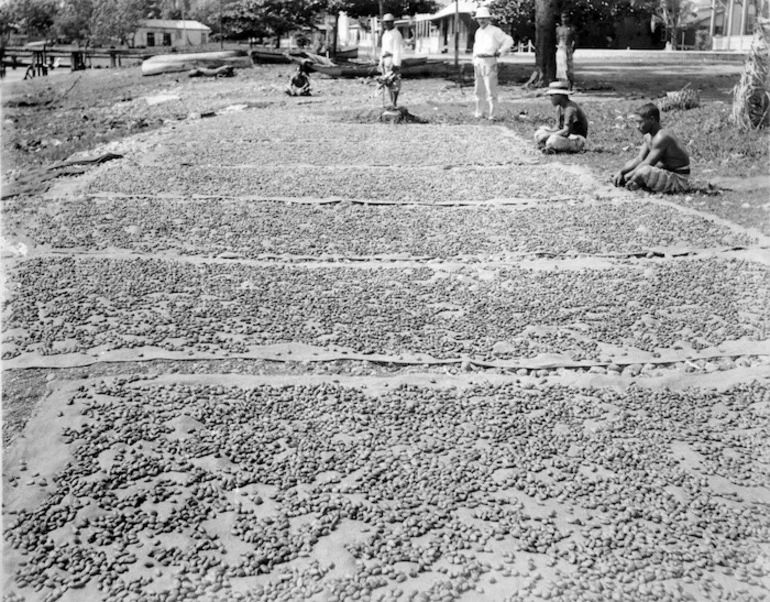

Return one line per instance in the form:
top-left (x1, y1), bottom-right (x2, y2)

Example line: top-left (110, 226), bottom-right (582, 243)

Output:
top-left (474, 57), bottom-right (499, 119)
top-left (534, 127), bottom-right (586, 153)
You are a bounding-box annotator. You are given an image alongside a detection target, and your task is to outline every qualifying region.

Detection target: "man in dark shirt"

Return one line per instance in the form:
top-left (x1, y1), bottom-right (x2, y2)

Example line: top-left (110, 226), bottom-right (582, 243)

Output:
top-left (534, 81), bottom-right (588, 153)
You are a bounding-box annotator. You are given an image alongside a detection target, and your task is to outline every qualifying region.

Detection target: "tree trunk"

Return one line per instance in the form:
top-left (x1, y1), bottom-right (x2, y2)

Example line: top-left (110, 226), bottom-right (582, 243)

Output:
top-left (376, 0), bottom-right (384, 57)
top-left (332, 12), bottom-right (339, 54)
top-left (670, 26), bottom-right (679, 49)
top-left (533, 0), bottom-right (557, 87)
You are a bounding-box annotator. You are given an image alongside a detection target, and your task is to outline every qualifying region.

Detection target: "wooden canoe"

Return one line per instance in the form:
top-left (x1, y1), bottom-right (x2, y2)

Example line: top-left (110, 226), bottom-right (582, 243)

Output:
top-left (250, 48), bottom-right (293, 64)
top-left (141, 50), bottom-right (252, 76)
top-left (251, 46), bottom-right (358, 64)
top-left (332, 47), bottom-right (359, 60)
top-left (307, 57), bottom-right (444, 79)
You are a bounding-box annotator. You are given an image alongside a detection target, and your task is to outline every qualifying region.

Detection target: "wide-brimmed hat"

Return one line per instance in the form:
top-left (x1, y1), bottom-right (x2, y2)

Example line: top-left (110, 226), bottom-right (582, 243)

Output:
top-left (545, 81), bottom-right (571, 95)
top-left (474, 7), bottom-right (492, 19)
top-left (382, 13), bottom-right (395, 22)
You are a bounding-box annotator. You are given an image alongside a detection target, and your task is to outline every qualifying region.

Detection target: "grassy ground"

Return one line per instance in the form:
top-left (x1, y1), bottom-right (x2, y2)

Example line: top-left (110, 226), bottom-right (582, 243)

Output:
top-left (2, 69), bottom-right (223, 169)
top-left (493, 96), bottom-right (770, 234)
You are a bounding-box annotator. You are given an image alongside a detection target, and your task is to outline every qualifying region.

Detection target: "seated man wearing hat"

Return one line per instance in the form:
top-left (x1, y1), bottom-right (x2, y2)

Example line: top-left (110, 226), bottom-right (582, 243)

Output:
top-left (379, 13), bottom-right (404, 108)
top-left (472, 7), bottom-right (513, 121)
top-left (534, 81), bottom-right (588, 153)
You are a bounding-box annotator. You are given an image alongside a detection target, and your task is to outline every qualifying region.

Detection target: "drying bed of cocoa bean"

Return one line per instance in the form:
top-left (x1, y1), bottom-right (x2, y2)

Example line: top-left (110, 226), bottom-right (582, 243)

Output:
top-left (82, 162), bottom-right (598, 202)
top-left (142, 123), bottom-right (537, 168)
top-left (4, 377), bottom-right (770, 602)
top-left (4, 256), bottom-right (767, 362)
top-left (4, 73), bottom-right (770, 602)
top-left (6, 196), bottom-right (756, 258)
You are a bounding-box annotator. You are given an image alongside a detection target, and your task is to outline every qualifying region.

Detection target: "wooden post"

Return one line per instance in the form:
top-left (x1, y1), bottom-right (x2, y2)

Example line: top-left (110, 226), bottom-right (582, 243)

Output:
top-left (740, 0), bottom-right (751, 39)
top-left (373, 16), bottom-right (379, 62)
top-left (709, 0), bottom-right (717, 38)
top-left (726, 0), bottom-right (735, 48)
top-left (181, 1), bottom-right (187, 47)
top-left (333, 12), bottom-right (339, 56)
top-left (377, 0), bottom-right (384, 59)
top-left (32, 50), bottom-right (46, 76)
top-left (454, 0), bottom-right (459, 67)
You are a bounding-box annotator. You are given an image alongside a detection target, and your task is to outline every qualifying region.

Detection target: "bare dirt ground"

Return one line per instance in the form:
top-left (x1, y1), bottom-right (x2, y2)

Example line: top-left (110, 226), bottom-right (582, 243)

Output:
top-left (2, 56), bottom-right (770, 602)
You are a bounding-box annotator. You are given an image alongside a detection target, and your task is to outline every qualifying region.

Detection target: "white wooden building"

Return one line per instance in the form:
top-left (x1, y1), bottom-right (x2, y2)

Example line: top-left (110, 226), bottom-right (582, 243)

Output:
top-left (133, 20), bottom-right (211, 49)
top-left (705, 0), bottom-right (769, 50)
top-left (413, 0), bottom-right (479, 55)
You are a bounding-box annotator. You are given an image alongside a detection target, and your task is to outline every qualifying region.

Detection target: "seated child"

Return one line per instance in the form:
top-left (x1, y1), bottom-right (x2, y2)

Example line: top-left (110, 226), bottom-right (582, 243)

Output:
top-left (286, 63), bottom-right (311, 97)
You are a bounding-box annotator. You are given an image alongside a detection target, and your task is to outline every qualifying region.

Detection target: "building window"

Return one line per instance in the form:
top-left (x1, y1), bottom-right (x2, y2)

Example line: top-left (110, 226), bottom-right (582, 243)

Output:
top-left (163, 33), bottom-right (172, 46)
top-left (147, 32), bottom-right (155, 46)
top-left (201, 33), bottom-right (207, 44)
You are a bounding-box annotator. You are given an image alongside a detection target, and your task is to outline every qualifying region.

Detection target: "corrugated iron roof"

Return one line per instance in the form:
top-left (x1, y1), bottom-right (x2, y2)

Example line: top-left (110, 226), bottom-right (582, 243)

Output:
top-left (138, 19), bottom-right (211, 31)
top-left (417, 1), bottom-right (486, 21)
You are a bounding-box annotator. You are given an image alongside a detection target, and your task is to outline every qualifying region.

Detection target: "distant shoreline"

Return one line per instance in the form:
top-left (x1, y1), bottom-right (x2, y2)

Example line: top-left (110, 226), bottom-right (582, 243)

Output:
top-left (1, 56), bottom-right (141, 87)
top-left (1, 67), bottom-right (72, 85)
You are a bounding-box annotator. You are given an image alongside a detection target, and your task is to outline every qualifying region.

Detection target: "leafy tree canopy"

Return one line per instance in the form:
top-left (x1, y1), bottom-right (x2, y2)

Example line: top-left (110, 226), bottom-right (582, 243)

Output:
top-left (486, 0), bottom-right (533, 26)
top-left (90, 0), bottom-right (150, 45)
top-left (632, 0), bottom-right (698, 46)
top-left (222, 0), bottom-right (438, 42)
top-left (223, 0), bottom-right (325, 40)
top-left (2, 0), bottom-right (163, 45)
top-left (336, 0), bottom-right (439, 19)
top-left (486, 0), bottom-right (674, 48)
top-left (223, 0), bottom-right (271, 38)
top-left (2, 0), bottom-right (59, 39)
top-left (487, 0), bottom-right (656, 28)
top-left (53, 0), bottom-right (93, 43)
top-left (186, 0), bottom-right (235, 32)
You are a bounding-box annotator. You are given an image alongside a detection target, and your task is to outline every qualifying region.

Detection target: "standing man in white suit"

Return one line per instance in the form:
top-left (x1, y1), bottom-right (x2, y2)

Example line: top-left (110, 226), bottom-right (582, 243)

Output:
top-left (472, 6), bottom-right (513, 121)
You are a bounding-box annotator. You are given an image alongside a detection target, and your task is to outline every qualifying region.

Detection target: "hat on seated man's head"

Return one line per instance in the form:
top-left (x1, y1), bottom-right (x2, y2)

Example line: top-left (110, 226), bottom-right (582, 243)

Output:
top-left (474, 7), bottom-right (492, 19)
top-left (546, 81), bottom-right (571, 95)
top-left (382, 13), bottom-right (395, 21)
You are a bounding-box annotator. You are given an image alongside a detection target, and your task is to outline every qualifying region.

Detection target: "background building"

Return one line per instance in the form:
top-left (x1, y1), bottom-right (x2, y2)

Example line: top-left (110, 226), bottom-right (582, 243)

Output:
top-left (133, 20), bottom-right (211, 49)
top-left (705, 0), bottom-right (769, 50)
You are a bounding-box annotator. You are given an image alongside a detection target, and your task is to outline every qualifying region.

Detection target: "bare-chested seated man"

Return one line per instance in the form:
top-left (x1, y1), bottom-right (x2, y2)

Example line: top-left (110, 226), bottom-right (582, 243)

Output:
top-left (613, 103), bottom-right (690, 194)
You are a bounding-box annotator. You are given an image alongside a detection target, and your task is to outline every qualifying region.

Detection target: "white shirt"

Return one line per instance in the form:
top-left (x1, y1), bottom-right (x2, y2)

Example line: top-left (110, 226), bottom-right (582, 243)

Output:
top-left (381, 28), bottom-right (403, 67)
top-left (473, 24), bottom-right (513, 57)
